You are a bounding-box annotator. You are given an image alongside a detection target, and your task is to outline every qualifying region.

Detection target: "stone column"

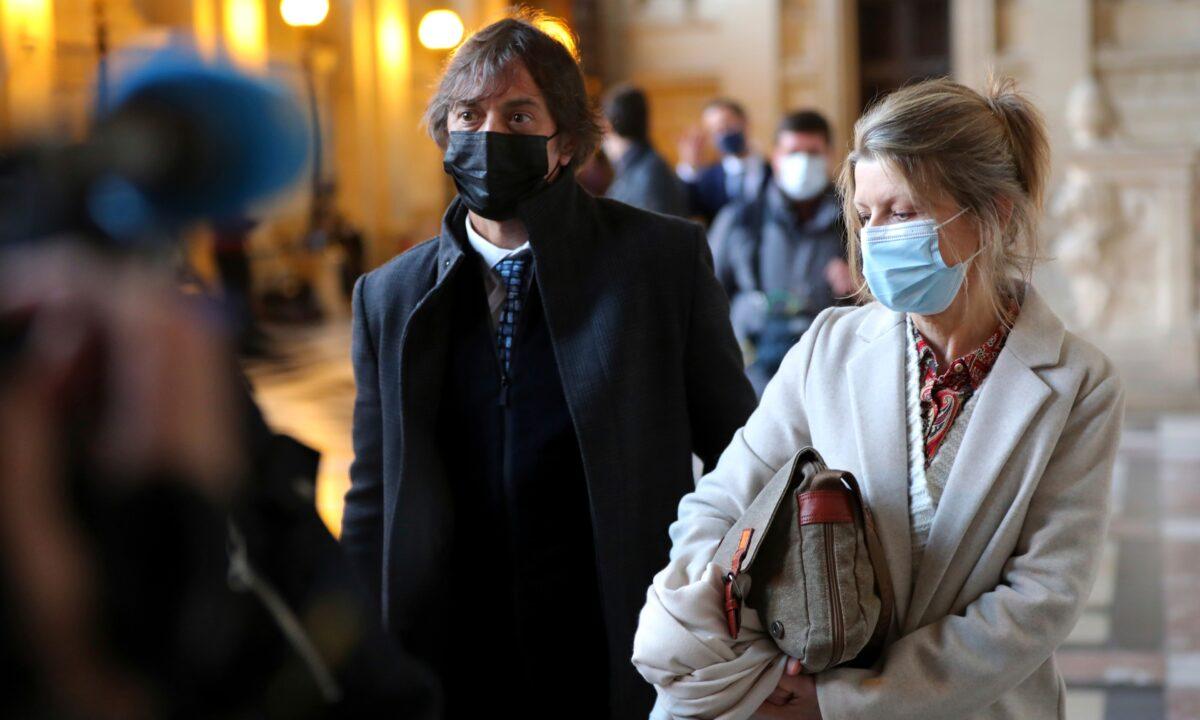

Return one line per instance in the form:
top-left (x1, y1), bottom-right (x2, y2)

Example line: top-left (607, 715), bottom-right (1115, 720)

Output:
top-left (1046, 147), bottom-right (1200, 403)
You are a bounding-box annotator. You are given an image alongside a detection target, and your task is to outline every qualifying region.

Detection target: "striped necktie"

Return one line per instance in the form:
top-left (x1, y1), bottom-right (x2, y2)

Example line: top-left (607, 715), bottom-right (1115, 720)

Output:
top-left (493, 250), bottom-right (532, 375)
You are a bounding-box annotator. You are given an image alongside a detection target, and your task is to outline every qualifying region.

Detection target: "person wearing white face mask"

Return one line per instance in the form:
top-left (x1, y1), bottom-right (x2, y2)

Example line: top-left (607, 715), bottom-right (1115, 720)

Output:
top-left (634, 77), bottom-right (1125, 720)
top-left (709, 110), bottom-right (854, 395)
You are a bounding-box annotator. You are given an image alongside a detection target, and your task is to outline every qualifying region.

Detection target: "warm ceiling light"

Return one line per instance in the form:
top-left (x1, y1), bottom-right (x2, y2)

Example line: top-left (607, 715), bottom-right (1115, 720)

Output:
top-left (418, 9), bottom-right (464, 50)
top-left (280, 0), bottom-right (328, 27)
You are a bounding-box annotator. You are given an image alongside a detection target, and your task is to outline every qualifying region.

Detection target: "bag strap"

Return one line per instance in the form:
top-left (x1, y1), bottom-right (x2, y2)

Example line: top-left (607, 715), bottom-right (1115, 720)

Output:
top-left (723, 528), bottom-right (754, 638)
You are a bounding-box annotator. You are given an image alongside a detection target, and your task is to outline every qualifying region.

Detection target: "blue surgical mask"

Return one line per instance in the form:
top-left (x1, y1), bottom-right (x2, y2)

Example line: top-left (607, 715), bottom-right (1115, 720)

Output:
top-left (860, 207), bottom-right (978, 314)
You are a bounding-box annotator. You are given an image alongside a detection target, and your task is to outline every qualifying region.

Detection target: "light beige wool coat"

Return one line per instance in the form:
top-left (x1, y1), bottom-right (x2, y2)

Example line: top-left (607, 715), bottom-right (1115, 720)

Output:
top-left (632, 284), bottom-right (1125, 720)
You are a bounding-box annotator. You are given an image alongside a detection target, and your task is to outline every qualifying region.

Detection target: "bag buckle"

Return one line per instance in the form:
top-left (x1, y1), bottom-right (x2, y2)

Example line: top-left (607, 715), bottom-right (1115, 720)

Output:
top-left (723, 528), bottom-right (754, 639)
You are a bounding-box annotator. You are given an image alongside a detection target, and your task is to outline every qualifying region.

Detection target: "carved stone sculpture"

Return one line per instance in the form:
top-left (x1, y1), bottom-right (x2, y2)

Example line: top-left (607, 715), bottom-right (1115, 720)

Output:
top-left (1049, 167), bottom-right (1125, 331)
top-left (1065, 74), bottom-right (1117, 150)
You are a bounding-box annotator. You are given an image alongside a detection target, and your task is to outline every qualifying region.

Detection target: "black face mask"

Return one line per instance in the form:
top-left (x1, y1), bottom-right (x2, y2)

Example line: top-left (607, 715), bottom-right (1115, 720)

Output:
top-left (442, 130), bottom-right (559, 221)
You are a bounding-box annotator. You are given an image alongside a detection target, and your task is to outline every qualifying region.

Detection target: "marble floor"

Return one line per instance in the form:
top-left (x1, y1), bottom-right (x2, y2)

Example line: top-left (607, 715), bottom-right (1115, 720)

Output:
top-left (1057, 413), bottom-right (1200, 720)
top-left (245, 319), bottom-right (1200, 720)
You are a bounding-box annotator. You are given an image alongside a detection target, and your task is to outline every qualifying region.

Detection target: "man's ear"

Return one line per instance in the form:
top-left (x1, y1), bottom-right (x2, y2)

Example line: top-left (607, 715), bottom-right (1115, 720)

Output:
top-left (556, 138), bottom-right (575, 168)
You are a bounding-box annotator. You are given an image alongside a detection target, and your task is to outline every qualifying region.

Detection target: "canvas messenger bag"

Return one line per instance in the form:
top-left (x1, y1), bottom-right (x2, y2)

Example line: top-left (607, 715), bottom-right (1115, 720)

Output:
top-left (714, 447), bottom-right (895, 673)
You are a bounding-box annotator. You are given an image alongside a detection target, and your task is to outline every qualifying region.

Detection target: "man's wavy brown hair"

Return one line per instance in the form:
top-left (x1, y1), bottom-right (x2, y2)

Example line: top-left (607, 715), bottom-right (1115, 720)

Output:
top-left (423, 8), bottom-right (602, 171)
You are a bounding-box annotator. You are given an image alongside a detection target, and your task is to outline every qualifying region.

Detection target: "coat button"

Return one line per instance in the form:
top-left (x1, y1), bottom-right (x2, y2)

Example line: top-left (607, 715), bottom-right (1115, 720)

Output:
top-left (770, 620), bottom-right (785, 639)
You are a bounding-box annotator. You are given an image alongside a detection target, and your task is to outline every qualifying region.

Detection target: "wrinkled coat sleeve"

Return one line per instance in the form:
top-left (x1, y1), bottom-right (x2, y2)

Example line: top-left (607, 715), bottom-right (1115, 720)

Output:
top-left (634, 310), bottom-right (832, 719)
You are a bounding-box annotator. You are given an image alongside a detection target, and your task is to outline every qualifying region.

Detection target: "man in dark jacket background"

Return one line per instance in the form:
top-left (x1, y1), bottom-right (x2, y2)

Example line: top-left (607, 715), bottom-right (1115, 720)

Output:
top-left (340, 11), bottom-right (757, 719)
top-left (601, 84), bottom-right (688, 217)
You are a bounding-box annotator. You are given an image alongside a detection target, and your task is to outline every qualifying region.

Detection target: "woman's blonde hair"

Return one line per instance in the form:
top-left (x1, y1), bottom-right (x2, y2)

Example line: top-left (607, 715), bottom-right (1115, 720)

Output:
top-left (837, 75), bottom-right (1051, 327)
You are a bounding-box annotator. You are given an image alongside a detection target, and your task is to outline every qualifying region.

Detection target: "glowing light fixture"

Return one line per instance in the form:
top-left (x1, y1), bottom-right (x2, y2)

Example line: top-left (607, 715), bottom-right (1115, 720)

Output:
top-left (280, 0), bottom-right (328, 27)
top-left (379, 9), bottom-right (407, 66)
top-left (224, 0), bottom-right (266, 68)
top-left (1, 0), bottom-right (56, 134)
top-left (417, 9), bottom-right (464, 50)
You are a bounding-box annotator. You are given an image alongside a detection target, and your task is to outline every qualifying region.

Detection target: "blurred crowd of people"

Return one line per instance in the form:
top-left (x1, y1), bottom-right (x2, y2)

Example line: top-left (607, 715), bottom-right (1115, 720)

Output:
top-left (592, 85), bottom-right (856, 393)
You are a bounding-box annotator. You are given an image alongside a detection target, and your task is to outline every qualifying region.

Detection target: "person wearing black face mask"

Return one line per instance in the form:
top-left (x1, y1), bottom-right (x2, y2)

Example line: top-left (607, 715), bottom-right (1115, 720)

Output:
top-left (441, 129), bottom-right (563, 221)
top-left (340, 11), bottom-right (758, 720)
top-left (675, 97), bottom-right (769, 225)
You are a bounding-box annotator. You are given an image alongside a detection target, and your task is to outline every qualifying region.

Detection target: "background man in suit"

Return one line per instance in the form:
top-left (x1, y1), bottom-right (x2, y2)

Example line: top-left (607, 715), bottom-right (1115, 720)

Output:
top-left (340, 11), bottom-right (757, 718)
top-left (677, 98), bottom-right (769, 224)
top-left (601, 84), bottom-right (688, 217)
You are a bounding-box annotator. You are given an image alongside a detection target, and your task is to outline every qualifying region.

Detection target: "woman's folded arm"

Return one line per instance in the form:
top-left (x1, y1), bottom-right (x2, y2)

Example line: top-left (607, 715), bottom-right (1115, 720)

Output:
top-left (632, 311), bottom-right (832, 719)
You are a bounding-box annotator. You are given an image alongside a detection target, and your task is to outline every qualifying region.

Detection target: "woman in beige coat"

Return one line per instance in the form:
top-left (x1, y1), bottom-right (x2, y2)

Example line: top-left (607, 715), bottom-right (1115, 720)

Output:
top-left (632, 77), bottom-right (1125, 720)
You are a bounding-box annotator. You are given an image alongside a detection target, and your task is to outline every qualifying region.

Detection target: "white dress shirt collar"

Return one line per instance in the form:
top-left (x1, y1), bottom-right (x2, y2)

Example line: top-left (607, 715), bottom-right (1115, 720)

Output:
top-left (721, 154), bottom-right (746, 176)
top-left (465, 215), bottom-right (530, 269)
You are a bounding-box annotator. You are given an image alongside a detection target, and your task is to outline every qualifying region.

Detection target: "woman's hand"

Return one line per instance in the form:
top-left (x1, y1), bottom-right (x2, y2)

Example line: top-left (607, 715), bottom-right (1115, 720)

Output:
top-left (754, 657), bottom-right (822, 720)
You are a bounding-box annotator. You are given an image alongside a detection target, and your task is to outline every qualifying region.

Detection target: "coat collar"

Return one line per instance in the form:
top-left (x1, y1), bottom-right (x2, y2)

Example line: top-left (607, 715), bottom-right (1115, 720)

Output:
top-left (854, 282), bottom-right (1065, 368)
top-left (847, 281), bottom-right (1063, 634)
top-left (764, 182), bottom-right (841, 234)
top-left (1002, 284), bottom-right (1065, 369)
top-left (435, 171), bottom-right (595, 286)
top-left (846, 313), bottom-right (913, 633)
top-left (435, 200), bottom-right (469, 285)
top-left (426, 171), bottom-right (621, 553)
top-left (429, 175), bottom-right (633, 617)
top-left (615, 140), bottom-right (653, 174)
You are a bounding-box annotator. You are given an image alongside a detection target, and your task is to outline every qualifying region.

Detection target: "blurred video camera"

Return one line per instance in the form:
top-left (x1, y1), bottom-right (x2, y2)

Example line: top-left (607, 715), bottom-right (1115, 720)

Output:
top-left (0, 41), bottom-right (308, 251)
top-left (0, 42), bottom-right (439, 719)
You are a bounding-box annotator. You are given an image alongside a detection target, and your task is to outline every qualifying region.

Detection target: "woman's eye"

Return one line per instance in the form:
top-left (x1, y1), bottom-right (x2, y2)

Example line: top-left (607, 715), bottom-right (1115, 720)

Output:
top-left (893, 211), bottom-right (913, 221)
top-left (458, 110), bottom-right (475, 122)
top-left (857, 214), bottom-right (870, 225)
top-left (511, 112), bottom-right (531, 124)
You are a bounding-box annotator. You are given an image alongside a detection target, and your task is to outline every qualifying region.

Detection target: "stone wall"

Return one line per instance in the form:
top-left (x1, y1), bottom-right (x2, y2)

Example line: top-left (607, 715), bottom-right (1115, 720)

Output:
top-left (953, 0), bottom-right (1200, 405)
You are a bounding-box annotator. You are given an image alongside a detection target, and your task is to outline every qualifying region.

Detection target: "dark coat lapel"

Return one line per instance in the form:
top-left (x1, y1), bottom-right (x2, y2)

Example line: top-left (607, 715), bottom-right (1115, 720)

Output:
top-left (383, 201), bottom-right (466, 627)
top-left (513, 176), bottom-right (625, 567)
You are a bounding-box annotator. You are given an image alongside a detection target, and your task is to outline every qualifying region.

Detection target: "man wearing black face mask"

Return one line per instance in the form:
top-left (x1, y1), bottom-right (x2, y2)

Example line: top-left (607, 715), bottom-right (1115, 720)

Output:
top-left (340, 11), bottom-right (757, 720)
